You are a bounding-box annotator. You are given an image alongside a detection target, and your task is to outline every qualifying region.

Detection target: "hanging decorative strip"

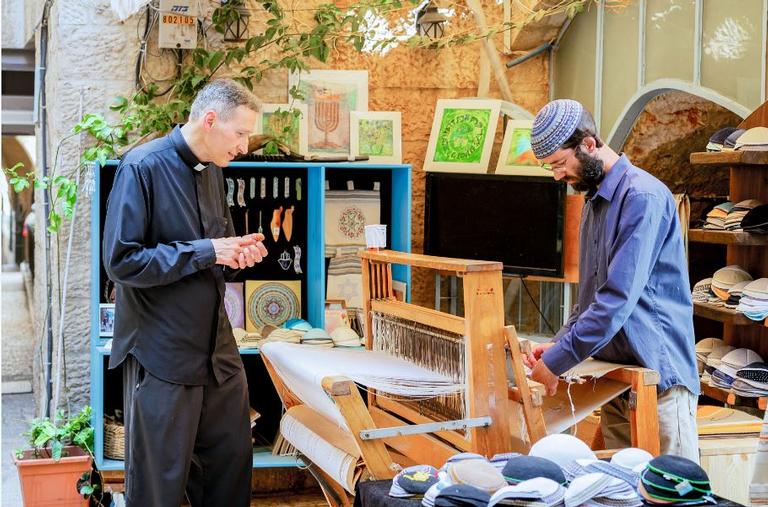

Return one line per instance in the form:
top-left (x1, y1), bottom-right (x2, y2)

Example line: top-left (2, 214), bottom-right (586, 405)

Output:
top-left (245, 280), bottom-right (301, 333)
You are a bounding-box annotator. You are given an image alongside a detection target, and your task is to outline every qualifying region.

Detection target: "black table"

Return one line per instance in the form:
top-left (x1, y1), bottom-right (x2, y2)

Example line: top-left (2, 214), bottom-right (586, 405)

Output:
top-left (354, 480), bottom-right (745, 507)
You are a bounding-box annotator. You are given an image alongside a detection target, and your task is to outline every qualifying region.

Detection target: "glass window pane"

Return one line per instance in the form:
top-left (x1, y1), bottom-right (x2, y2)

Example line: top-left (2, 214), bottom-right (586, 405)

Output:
top-left (645, 0), bottom-right (695, 83)
top-left (554, 5), bottom-right (597, 112)
top-left (602, 2), bottom-right (640, 137)
top-left (701, 0), bottom-right (763, 111)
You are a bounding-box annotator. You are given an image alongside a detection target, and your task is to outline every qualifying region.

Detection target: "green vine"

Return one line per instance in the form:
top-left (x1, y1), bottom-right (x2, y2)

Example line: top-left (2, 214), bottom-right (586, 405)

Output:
top-left (5, 0), bottom-right (602, 233)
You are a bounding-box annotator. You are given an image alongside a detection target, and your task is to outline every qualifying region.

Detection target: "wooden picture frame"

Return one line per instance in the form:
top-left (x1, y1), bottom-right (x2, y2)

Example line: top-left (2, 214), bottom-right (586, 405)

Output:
top-left (349, 111), bottom-right (402, 164)
top-left (288, 70), bottom-right (369, 157)
top-left (495, 120), bottom-right (551, 176)
top-left (424, 98), bottom-right (501, 173)
top-left (258, 103), bottom-right (309, 156)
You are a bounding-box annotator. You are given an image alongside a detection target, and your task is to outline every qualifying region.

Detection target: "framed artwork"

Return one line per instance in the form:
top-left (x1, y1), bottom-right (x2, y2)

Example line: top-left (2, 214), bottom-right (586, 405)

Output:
top-left (245, 280), bottom-right (302, 333)
top-left (288, 70), bottom-right (368, 157)
top-left (258, 103), bottom-right (309, 156)
top-left (424, 99), bottom-right (501, 173)
top-left (324, 299), bottom-right (350, 335)
top-left (99, 304), bottom-right (115, 337)
top-left (349, 111), bottom-right (402, 164)
top-left (224, 282), bottom-right (245, 329)
top-left (495, 120), bottom-right (550, 176)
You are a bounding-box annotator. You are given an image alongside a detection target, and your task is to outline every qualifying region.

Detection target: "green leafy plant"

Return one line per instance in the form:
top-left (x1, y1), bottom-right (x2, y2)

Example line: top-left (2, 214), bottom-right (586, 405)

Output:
top-left (14, 406), bottom-right (104, 502)
top-left (4, 161), bottom-right (78, 234)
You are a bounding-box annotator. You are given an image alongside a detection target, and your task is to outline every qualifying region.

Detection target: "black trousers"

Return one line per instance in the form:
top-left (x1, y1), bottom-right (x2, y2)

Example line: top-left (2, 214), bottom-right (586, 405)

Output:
top-left (122, 355), bottom-right (252, 506)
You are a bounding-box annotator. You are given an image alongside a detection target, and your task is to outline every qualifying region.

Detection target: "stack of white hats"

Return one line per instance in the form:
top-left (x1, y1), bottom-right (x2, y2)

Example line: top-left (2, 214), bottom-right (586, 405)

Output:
top-left (712, 348), bottom-right (763, 389)
top-left (734, 126), bottom-right (768, 151)
top-left (692, 278), bottom-right (714, 303)
top-left (695, 338), bottom-right (724, 375)
top-left (737, 278), bottom-right (768, 322)
top-left (711, 265), bottom-right (753, 302)
top-left (702, 344), bottom-right (735, 385)
top-left (725, 281), bottom-right (751, 309)
top-left (330, 326), bottom-right (363, 347)
top-left (300, 328), bottom-right (334, 348)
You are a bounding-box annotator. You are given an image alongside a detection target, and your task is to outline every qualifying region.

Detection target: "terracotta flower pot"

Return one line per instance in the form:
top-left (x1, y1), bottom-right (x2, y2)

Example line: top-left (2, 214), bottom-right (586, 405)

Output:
top-left (13, 446), bottom-right (92, 507)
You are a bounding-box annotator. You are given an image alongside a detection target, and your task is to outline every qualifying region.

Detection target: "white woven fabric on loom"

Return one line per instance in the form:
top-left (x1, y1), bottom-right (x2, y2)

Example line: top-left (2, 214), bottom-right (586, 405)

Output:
top-left (281, 406), bottom-right (363, 494)
top-left (262, 342), bottom-right (464, 428)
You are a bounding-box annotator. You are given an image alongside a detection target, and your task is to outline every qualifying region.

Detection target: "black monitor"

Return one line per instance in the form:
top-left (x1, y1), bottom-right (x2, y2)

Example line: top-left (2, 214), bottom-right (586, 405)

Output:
top-left (424, 172), bottom-right (566, 277)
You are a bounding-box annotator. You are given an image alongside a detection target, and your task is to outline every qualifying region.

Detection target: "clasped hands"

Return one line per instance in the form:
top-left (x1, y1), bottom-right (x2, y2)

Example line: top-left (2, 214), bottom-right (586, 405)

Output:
top-left (523, 342), bottom-right (560, 396)
top-left (211, 233), bottom-right (268, 269)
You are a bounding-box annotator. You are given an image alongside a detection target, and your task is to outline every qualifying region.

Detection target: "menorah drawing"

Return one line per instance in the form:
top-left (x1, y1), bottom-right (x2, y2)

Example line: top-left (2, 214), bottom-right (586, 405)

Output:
top-left (313, 92), bottom-right (341, 149)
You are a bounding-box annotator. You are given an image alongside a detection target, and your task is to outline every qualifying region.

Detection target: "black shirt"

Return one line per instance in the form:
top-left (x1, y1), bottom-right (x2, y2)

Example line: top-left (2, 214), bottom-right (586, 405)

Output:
top-left (103, 126), bottom-right (242, 385)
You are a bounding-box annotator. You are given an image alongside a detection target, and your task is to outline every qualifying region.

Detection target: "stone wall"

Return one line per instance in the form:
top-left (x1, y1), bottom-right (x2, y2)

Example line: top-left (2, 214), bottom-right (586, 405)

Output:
top-left (29, 0), bottom-right (551, 411)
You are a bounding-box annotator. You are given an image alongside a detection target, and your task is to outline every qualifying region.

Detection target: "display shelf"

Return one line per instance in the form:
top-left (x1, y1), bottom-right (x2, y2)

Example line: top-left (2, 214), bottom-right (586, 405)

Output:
top-left (693, 302), bottom-right (765, 326)
top-left (700, 380), bottom-right (767, 410)
top-left (90, 160), bottom-right (413, 473)
top-left (688, 229), bottom-right (768, 246)
top-left (690, 151), bottom-right (768, 166)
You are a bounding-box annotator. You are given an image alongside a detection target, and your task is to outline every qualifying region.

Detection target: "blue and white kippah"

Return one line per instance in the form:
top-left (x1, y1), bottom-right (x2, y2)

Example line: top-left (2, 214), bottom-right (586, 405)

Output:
top-left (531, 99), bottom-right (584, 160)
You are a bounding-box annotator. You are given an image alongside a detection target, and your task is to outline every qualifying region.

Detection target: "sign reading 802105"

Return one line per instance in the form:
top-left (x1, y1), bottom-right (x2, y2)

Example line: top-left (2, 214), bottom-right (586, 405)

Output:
top-left (162, 14), bottom-right (195, 25)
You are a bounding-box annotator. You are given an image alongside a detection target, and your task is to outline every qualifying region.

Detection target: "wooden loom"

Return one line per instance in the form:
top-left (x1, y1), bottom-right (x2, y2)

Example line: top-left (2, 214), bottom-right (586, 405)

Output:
top-left (262, 250), bottom-right (660, 506)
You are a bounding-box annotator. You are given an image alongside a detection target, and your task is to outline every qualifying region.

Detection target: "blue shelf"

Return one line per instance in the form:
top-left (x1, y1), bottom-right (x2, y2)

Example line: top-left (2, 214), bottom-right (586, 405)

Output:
top-left (98, 447), bottom-right (304, 471)
top-left (91, 160), bottom-right (412, 471)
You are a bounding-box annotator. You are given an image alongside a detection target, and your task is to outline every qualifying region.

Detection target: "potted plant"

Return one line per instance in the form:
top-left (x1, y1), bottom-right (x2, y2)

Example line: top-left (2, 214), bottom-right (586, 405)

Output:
top-left (13, 405), bottom-right (101, 507)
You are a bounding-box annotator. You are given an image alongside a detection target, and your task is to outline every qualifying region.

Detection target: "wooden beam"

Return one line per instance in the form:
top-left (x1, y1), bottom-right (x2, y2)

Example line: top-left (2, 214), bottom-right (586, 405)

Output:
top-left (321, 376), bottom-right (397, 481)
top-left (370, 299), bottom-right (465, 335)
top-left (360, 250), bottom-right (502, 273)
top-left (375, 396), bottom-right (472, 452)
top-left (628, 371), bottom-right (661, 456)
top-left (369, 406), bottom-right (458, 467)
top-left (504, 326), bottom-right (548, 442)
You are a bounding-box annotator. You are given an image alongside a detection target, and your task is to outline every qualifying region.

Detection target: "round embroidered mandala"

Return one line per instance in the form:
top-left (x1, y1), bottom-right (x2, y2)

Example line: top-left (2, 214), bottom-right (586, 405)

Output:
top-left (338, 206), bottom-right (365, 239)
top-left (247, 283), bottom-right (300, 330)
top-left (224, 289), bottom-right (243, 326)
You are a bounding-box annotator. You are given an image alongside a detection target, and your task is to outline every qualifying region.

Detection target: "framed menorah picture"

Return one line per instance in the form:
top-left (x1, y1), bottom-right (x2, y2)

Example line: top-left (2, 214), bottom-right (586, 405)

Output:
top-left (288, 70), bottom-right (368, 157)
top-left (258, 103), bottom-right (309, 156)
top-left (349, 111), bottom-right (402, 164)
top-left (424, 98), bottom-right (501, 173)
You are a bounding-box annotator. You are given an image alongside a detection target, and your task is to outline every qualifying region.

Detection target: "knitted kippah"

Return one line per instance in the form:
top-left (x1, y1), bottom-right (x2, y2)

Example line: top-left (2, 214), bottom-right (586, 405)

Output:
top-left (531, 99), bottom-right (584, 159)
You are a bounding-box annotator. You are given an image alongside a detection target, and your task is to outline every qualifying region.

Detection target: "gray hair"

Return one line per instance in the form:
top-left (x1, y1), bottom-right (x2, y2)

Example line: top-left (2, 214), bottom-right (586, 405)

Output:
top-left (188, 79), bottom-right (260, 121)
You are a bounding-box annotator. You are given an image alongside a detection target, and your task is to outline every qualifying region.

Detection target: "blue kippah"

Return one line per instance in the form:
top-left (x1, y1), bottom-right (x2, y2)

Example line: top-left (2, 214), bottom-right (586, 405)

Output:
top-left (531, 99), bottom-right (584, 159)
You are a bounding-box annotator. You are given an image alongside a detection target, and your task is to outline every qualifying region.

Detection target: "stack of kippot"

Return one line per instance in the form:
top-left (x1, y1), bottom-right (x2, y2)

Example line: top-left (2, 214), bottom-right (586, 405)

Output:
top-left (390, 465), bottom-right (440, 499)
top-left (531, 99), bottom-right (584, 160)
top-left (724, 199), bottom-right (763, 231)
top-left (639, 455), bottom-right (715, 505)
top-left (704, 202), bottom-right (734, 230)
top-left (711, 265), bottom-right (752, 301)
top-left (737, 278), bottom-right (768, 322)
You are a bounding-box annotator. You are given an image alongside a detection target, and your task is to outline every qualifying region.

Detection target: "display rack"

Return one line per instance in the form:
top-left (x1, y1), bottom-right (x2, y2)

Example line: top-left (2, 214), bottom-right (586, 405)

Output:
top-left (89, 160), bottom-right (412, 471)
top-left (689, 100), bottom-right (768, 407)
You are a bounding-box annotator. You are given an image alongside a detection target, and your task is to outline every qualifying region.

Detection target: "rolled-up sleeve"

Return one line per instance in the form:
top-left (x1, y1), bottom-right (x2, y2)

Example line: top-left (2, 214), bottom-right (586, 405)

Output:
top-left (542, 192), bottom-right (668, 375)
top-left (102, 163), bottom-right (216, 288)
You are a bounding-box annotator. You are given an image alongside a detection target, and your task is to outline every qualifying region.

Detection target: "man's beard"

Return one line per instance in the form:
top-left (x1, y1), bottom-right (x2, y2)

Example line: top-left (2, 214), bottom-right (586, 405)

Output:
top-left (570, 147), bottom-right (604, 193)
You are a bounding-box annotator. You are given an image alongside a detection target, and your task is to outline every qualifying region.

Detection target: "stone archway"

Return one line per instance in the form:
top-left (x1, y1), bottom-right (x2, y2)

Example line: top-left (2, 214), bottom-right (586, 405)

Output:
top-left (2, 136), bottom-right (36, 265)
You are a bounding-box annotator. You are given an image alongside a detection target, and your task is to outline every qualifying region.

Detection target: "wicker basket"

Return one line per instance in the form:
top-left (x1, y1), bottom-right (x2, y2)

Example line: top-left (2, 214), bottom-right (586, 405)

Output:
top-left (103, 417), bottom-right (125, 460)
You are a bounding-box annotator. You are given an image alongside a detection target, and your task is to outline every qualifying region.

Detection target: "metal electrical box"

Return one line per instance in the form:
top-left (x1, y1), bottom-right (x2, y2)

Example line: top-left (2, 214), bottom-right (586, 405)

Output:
top-left (158, 0), bottom-right (198, 49)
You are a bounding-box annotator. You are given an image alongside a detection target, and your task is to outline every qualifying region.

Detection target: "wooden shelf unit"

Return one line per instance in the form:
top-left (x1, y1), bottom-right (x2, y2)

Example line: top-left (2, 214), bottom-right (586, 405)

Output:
top-left (688, 229), bottom-right (768, 246)
top-left (699, 380), bottom-right (767, 410)
top-left (690, 101), bottom-right (768, 361)
top-left (690, 150), bottom-right (768, 166)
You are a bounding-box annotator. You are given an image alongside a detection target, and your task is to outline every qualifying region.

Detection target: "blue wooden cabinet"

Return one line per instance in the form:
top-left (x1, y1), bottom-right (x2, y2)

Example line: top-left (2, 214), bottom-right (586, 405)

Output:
top-left (90, 160), bottom-right (411, 471)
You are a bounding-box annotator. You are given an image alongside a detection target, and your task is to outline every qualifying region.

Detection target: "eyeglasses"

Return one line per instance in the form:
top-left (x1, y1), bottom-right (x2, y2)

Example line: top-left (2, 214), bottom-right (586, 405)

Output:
top-left (539, 146), bottom-right (578, 172)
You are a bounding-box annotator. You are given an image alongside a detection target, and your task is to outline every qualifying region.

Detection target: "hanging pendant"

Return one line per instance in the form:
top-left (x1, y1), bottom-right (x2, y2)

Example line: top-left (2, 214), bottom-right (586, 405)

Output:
top-left (226, 178), bottom-right (235, 207)
top-left (293, 245), bottom-right (303, 274)
top-left (296, 179), bottom-right (302, 201)
top-left (250, 177), bottom-right (256, 199)
top-left (284, 176), bottom-right (290, 199)
top-left (237, 178), bottom-right (246, 207)
top-left (258, 210), bottom-right (263, 235)
top-left (273, 177), bottom-right (279, 199)
top-left (260, 177), bottom-right (266, 199)
top-left (283, 205), bottom-right (294, 242)
top-left (270, 206), bottom-right (283, 242)
top-left (277, 250), bottom-right (293, 270)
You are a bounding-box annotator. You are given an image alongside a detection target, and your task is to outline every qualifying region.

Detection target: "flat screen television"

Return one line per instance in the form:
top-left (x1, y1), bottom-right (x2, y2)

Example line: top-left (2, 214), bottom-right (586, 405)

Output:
top-left (424, 172), bottom-right (566, 277)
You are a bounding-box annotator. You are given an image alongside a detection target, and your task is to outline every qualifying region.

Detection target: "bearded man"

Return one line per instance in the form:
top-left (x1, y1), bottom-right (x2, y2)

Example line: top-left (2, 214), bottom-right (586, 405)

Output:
top-left (523, 99), bottom-right (700, 461)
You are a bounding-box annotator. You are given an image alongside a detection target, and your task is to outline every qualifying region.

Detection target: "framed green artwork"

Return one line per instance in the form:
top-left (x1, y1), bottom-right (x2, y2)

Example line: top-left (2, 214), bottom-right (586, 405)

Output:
top-left (349, 111), bottom-right (402, 164)
top-left (424, 99), bottom-right (501, 173)
top-left (495, 120), bottom-right (550, 176)
top-left (258, 103), bottom-right (309, 156)
top-left (288, 70), bottom-right (368, 157)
